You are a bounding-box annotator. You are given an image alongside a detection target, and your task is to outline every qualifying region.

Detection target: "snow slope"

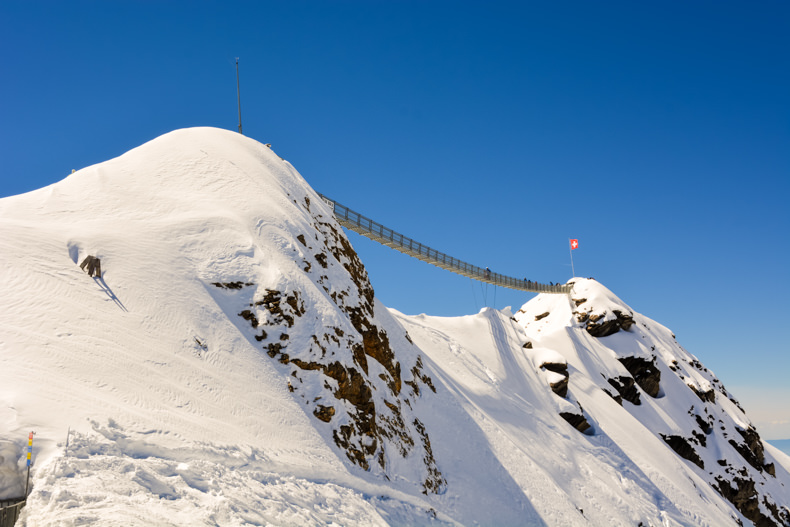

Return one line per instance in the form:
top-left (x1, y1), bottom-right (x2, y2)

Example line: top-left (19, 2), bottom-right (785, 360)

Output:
top-left (394, 281), bottom-right (790, 526)
top-left (1, 127), bottom-right (788, 526)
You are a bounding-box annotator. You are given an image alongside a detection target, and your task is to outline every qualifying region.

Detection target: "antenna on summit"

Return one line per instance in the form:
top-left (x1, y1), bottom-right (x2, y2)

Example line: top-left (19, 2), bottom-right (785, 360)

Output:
top-left (235, 57), bottom-right (243, 134)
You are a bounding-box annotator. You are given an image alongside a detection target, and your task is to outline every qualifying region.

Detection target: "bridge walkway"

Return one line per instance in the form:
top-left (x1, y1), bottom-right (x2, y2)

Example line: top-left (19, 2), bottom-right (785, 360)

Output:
top-left (318, 194), bottom-right (571, 295)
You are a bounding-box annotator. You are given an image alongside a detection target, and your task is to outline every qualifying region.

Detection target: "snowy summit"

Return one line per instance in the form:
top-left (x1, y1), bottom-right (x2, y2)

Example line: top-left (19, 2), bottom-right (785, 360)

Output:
top-left (1, 127), bottom-right (788, 526)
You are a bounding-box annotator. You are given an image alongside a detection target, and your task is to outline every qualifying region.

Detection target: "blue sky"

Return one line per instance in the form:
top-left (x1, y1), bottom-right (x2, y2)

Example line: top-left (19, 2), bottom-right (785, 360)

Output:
top-left (2, 1), bottom-right (789, 438)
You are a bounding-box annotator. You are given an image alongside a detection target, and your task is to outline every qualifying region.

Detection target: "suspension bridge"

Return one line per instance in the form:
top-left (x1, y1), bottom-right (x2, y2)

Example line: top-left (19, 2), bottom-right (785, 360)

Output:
top-left (318, 194), bottom-right (571, 295)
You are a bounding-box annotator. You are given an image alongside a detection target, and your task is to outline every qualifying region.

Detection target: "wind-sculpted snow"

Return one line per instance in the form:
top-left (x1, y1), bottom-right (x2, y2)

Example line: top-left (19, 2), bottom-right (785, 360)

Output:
top-left (1, 128), bottom-right (788, 526)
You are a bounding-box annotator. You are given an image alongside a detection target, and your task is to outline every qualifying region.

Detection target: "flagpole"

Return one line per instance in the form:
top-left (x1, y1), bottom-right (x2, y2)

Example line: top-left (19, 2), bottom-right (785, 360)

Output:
top-left (569, 239), bottom-right (575, 278)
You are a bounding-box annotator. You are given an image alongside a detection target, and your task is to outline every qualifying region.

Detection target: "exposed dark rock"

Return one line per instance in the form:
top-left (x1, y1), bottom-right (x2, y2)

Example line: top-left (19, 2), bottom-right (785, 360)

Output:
top-left (691, 430), bottom-right (707, 447)
top-left (687, 384), bottom-right (716, 403)
top-left (333, 424), bottom-right (375, 470)
top-left (712, 475), bottom-right (788, 527)
top-left (560, 412), bottom-right (591, 434)
top-left (313, 404), bottom-right (335, 422)
top-left (762, 495), bottom-right (790, 526)
top-left (314, 252), bottom-right (328, 268)
top-left (713, 476), bottom-right (758, 524)
top-left (541, 362), bottom-right (567, 375)
top-left (347, 306), bottom-right (402, 396)
top-left (318, 220), bottom-right (375, 307)
top-left (541, 362), bottom-right (569, 398)
top-left (585, 310), bottom-right (635, 337)
top-left (404, 356), bottom-right (437, 397)
top-left (522, 341), bottom-right (533, 349)
top-left (266, 342), bottom-right (285, 358)
top-left (535, 312), bottom-right (550, 321)
top-left (603, 388), bottom-right (623, 405)
top-left (586, 318), bottom-right (620, 337)
top-left (413, 418), bottom-right (447, 494)
top-left (238, 310), bottom-right (259, 328)
top-left (661, 434), bottom-right (704, 469)
top-left (296, 234), bottom-right (307, 246)
top-left (607, 376), bottom-right (641, 405)
top-left (212, 281), bottom-right (254, 289)
top-left (729, 397), bottom-right (746, 413)
top-left (550, 377), bottom-right (569, 398)
top-left (254, 289), bottom-right (296, 327)
top-left (612, 310), bottom-right (634, 330)
top-left (588, 313), bottom-right (604, 323)
top-left (729, 426), bottom-right (774, 476)
top-left (573, 298), bottom-right (587, 307)
top-left (694, 414), bottom-right (713, 435)
top-left (618, 356), bottom-right (660, 398)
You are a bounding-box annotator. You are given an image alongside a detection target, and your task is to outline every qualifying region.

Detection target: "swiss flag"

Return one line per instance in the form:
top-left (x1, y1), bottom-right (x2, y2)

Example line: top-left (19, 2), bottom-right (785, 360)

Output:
top-left (570, 239), bottom-right (579, 250)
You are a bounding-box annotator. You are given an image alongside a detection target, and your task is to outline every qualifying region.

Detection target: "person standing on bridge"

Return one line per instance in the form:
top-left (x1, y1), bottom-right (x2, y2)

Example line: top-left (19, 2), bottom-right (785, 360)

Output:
top-left (485, 267), bottom-right (491, 279)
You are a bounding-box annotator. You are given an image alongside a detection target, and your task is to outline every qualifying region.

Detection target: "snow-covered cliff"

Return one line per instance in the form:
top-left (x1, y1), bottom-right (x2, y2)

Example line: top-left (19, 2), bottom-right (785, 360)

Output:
top-left (1, 128), bottom-right (788, 526)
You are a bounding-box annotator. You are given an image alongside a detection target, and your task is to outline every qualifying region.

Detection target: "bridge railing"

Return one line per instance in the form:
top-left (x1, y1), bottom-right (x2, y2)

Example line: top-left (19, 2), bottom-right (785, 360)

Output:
top-left (317, 193), bottom-right (571, 295)
top-left (0, 500), bottom-right (25, 527)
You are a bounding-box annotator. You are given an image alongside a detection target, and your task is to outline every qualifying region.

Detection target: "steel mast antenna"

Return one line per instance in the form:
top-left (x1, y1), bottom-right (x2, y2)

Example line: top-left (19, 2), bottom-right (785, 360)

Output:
top-left (236, 58), bottom-right (243, 134)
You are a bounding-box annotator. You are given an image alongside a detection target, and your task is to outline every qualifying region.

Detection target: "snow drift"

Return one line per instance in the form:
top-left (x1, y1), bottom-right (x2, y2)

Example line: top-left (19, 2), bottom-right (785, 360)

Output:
top-left (1, 127), bottom-right (788, 526)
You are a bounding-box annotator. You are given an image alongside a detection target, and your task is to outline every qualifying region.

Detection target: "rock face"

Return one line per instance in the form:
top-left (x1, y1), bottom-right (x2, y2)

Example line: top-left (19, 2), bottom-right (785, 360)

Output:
top-left (560, 412), bottom-right (591, 434)
top-left (661, 434), bottom-right (705, 469)
top-left (213, 195), bottom-right (446, 494)
top-left (618, 356), bottom-right (661, 398)
top-left (541, 361), bottom-right (569, 398)
top-left (713, 475), bottom-right (790, 527)
top-left (606, 375), bottom-right (640, 405)
top-left (583, 309), bottom-right (635, 338)
top-left (729, 426), bottom-right (775, 476)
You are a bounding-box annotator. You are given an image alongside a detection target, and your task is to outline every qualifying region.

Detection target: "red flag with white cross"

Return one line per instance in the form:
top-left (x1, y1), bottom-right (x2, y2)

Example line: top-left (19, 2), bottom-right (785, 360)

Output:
top-left (570, 239), bottom-right (579, 250)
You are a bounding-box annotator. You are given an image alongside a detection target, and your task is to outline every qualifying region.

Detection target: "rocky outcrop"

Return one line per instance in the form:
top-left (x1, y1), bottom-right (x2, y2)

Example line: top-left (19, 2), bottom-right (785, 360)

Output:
top-left (660, 434), bottom-right (704, 469)
top-left (688, 384), bottom-right (716, 403)
top-left (211, 199), bottom-right (446, 495)
top-left (693, 413), bottom-right (713, 435)
top-left (729, 426), bottom-right (775, 476)
top-left (404, 356), bottom-right (437, 397)
top-left (618, 356), bottom-right (660, 398)
top-left (584, 310), bottom-right (635, 338)
top-left (541, 362), bottom-right (569, 398)
top-left (606, 375), bottom-right (640, 405)
top-left (713, 475), bottom-right (790, 527)
top-left (560, 412), bottom-right (591, 434)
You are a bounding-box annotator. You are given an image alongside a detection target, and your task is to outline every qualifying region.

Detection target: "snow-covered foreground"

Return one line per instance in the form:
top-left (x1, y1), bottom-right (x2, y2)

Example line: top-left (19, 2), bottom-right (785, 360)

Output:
top-left (1, 128), bottom-right (788, 526)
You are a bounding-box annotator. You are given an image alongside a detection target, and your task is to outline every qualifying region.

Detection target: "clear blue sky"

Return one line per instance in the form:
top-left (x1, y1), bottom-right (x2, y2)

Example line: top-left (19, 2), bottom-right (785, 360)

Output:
top-left (2, 1), bottom-right (788, 437)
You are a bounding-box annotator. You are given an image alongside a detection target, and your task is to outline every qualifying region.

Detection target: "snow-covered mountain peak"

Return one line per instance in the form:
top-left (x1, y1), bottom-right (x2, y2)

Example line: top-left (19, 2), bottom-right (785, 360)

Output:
top-left (1, 127), bottom-right (448, 523)
top-left (2, 129), bottom-right (788, 526)
top-left (510, 279), bottom-right (790, 526)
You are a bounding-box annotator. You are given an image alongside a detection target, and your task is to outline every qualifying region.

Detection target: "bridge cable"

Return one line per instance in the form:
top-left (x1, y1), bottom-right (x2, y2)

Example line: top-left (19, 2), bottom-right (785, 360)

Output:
top-left (469, 278), bottom-right (479, 312)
